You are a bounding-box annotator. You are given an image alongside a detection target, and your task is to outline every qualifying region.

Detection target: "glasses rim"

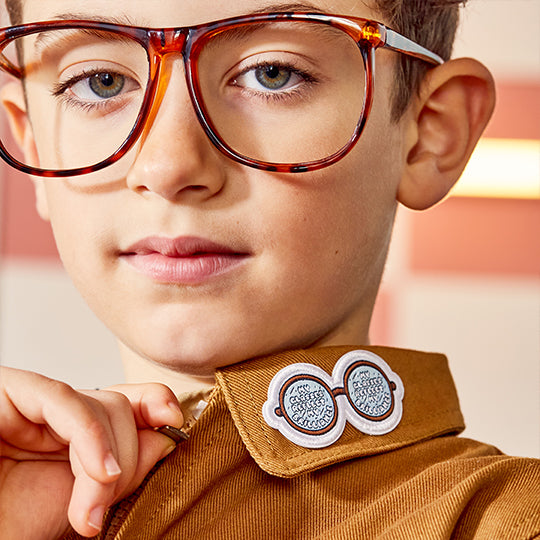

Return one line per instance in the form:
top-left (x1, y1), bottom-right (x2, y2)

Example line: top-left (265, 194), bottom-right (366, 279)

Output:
top-left (0, 12), bottom-right (444, 177)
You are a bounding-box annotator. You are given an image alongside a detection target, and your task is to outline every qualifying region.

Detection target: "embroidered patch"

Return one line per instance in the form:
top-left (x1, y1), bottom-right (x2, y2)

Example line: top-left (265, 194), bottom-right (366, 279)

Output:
top-left (262, 350), bottom-right (404, 448)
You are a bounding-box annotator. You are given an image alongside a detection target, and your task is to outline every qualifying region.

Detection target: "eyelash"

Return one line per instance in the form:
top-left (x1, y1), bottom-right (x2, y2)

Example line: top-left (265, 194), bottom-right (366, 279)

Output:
top-left (231, 61), bottom-right (320, 102)
top-left (50, 60), bottom-right (320, 114)
top-left (51, 68), bottom-right (130, 112)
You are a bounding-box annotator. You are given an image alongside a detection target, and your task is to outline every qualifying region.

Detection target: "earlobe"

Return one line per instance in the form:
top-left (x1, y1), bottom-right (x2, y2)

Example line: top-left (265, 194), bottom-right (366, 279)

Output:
top-left (397, 58), bottom-right (496, 210)
top-left (1, 81), bottom-right (49, 220)
top-left (30, 178), bottom-right (50, 221)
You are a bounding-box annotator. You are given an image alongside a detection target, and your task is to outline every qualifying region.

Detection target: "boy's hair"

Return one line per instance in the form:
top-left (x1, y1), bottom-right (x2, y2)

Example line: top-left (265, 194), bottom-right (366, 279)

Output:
top-left (5, 0), bottom-right (466, 120)
top-left (374, 0), bottom-right (468, 118)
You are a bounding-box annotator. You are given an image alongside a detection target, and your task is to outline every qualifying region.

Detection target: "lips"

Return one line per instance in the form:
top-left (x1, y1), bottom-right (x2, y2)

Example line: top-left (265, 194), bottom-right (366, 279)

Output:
top-left (120, 236), bottom-right (250, 284)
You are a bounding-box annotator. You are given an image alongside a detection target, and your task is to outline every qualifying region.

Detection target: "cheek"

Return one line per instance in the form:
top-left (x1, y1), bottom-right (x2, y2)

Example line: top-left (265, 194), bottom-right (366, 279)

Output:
top-left (283, 135), bottom-right (401, 246)
top-left (42, 185), bottom-right (108, 274)
top-left (256, 149), bottom-right (398, 291)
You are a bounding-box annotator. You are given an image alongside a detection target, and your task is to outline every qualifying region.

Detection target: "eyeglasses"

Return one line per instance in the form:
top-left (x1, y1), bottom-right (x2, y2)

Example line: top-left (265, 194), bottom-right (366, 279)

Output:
top-left (0, 12), bottom-right (442, 177)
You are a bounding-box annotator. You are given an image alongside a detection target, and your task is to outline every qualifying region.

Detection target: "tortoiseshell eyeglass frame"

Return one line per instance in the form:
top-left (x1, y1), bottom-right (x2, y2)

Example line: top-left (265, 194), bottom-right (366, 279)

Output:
top-left (0, 12), bottom-right (443, 177)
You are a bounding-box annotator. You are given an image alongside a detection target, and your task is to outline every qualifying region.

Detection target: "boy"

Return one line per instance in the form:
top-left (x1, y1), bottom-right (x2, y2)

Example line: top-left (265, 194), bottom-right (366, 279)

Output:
top-left (0, 0), bottom-right (539, 539)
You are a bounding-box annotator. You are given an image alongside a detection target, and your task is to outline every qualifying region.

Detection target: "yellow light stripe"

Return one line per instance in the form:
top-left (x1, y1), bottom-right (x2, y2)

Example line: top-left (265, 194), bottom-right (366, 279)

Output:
top-left (452, 138), bottom-right (540, 199)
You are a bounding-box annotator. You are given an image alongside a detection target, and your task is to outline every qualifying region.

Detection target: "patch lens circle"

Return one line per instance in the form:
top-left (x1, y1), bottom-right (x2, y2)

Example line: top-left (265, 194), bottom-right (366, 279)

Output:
top-left (344, 361), bottom-right (396, 421)
top-left (276, 375), bottom-right (338, 436)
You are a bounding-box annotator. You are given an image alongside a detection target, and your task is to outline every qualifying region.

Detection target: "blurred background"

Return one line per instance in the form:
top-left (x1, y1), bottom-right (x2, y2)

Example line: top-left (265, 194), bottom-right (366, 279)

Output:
top-left (1, 0), bottom-right (539, 457)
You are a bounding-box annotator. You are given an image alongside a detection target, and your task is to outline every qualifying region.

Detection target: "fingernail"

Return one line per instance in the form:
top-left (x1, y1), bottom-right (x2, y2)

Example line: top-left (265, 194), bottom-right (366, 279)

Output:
top-left (88, 505), bottom-right (105, 531)
top-left (104, 452), bottom-right (122, 477)
top-left (159, 443), bottom-right (177, 461)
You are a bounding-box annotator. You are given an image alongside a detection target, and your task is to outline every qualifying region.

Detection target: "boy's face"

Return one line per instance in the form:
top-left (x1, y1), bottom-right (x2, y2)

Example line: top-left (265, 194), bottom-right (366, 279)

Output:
top-left (16, 0), bottom-right (406, 375)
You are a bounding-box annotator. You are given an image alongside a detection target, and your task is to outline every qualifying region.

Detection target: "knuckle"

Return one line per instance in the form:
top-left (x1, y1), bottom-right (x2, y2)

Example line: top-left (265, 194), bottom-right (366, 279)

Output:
top-left (82, 415), bottom-right (109, 440)
top-left (43, 377), bottom-right (77, 401)
top-left (106, 391), bottom-right (133, 416)
top-left (92, 388), bottom-right (131, 412)
top-left (106, 390), bottom-right (131, 408)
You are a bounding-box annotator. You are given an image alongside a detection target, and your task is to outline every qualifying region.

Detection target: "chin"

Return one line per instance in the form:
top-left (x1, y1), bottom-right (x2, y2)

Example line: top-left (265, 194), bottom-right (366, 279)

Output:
top-left (137, 339), bottom-right (247, 376)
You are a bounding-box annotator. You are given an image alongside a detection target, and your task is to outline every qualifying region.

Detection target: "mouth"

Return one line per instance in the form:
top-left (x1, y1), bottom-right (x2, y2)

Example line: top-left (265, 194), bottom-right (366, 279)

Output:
top-left (120, 236), bottom-right (250, 285)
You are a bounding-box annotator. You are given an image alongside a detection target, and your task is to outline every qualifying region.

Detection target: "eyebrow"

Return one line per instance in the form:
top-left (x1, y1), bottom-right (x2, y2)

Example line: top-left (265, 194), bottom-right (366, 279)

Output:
top-left (31, 2), bottom-right (335, 55)
top-left (33, 24), bottom-right (135, 57)
top-left (31, 11), bottom-right (147, 55)
top-left (47, 3), bottom-right (326, 28)
top-left (247, 2), bottom-right (325, 16)
top-left (50, 13), bottom-right (141, 26)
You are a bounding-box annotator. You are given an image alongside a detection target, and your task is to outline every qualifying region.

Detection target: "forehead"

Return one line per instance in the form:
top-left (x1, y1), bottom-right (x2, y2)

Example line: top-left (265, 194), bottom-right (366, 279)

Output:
top-left (20, 0), bottom-right (381, 26)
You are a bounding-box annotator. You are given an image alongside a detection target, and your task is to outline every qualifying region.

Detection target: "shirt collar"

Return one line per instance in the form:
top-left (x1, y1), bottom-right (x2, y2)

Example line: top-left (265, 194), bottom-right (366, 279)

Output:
top-left (215, 346), bottom-right (464, 478)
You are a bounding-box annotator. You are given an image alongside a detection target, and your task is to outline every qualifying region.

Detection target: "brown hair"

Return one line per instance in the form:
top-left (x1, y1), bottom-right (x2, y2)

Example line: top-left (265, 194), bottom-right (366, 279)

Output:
top-left (373, 0), bottom-right (467, 118)
top-left (5, 0), bottom-right (21, 27)
top-left (4, 0), bottom-right (467, 119)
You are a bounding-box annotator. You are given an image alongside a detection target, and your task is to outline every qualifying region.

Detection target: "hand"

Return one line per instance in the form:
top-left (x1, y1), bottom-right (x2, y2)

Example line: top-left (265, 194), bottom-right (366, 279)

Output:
top-left (0, 367), bottom-right (184, 539)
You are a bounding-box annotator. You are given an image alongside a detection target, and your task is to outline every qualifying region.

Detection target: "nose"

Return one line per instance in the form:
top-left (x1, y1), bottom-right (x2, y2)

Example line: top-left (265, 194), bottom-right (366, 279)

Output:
top-left (126, 58), bottom-right (227, 202)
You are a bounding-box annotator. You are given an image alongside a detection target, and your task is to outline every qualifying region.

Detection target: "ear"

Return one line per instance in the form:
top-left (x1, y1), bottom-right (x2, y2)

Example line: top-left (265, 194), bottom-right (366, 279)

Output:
top-left (397, 58), bottom-right (496, 210)
top-left (1, 81), bottom-right (49, 220)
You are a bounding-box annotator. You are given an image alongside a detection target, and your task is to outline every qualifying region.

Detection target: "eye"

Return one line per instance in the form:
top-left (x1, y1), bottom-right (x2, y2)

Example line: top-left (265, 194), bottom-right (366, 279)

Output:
top-left (254, 64), bottom-right (292, 90)
top-left (53, 68), bottom-right (140, 105)
top-left (73, 71), bottom-right (126, 100)
top-left (233, 62), bottom-right (309, 93)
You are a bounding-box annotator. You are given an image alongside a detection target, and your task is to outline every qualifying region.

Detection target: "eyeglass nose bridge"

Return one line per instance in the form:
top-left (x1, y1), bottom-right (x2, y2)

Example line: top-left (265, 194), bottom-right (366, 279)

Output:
top-left (147, 28), bottom-right (190, 60)
top-left (133, 28), bottom-right (193, 149)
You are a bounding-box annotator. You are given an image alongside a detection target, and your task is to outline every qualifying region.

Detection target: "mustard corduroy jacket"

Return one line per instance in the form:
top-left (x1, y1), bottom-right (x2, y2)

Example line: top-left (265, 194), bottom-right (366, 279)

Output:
top-left (64, 346), bottom-right (540, 539)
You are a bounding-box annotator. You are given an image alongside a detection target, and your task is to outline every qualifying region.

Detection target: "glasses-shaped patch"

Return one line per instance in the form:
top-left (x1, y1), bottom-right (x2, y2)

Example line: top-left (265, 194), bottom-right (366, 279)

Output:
top-left (0, 12), bottom-right (442, 177)
top-left (263, 350), bottom-right (404, 448)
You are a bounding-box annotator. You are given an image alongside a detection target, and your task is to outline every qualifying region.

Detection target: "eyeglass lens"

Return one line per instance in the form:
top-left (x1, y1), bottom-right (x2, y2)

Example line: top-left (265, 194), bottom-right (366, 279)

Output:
top-left (0, 21), bottom-right (367, 173)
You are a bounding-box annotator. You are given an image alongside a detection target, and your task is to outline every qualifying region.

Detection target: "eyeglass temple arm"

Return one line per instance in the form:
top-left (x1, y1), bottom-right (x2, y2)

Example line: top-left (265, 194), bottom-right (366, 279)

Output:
top-left (383, 28), bottom-right (444, 66)
top-left (0, 36), bottom-right (23, 79)
top-left (0, 55), bottom-right (22, 77)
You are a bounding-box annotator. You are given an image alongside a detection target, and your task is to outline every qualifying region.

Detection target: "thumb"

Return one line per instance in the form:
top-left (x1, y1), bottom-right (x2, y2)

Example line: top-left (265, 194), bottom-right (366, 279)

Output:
top-left (106, 383), bottom-right (184, 430)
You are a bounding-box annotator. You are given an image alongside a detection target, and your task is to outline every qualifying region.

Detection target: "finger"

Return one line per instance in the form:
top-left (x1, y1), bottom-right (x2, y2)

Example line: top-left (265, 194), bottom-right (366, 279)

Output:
top-left (0, 459), bottom-right (74, 540)
top-left (0, 438), bottom-right (69, 461)
top-left (0, 368), bottom-right (66, 453)
top-left (67, 430), bottom-right (176, 536)
top-left (66, 389), bottom-right (144, 535)
top-left (2, 367), bottom-right (122, 484)
top-left (68, 412), bottom-right (133, 536)
top-left (118, 429), bottom-right (177, 499)
top-left (78, 390), bottom-right (139, 484)
top-left (66, 401), bottom-right (134, 539)
top-left (105, 383), bottom-right (184, 429)
top-left (67, 471), bottom-right (118, 537)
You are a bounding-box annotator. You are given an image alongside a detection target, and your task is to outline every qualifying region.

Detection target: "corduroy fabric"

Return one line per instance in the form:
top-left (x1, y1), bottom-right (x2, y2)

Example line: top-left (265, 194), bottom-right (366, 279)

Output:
top-left (63, 346), bottom-right (540, 539)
